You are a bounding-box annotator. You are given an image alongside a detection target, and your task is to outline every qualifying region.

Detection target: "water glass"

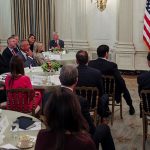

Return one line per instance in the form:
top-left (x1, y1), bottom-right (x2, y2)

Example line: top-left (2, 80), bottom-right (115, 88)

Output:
top-left (11, 119), bottom-right (19, 140)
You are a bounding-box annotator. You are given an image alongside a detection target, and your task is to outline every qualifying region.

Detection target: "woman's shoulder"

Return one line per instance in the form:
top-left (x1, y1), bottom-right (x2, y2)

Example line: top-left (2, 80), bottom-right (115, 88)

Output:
top-left (67, 132), bottom-right (96, 150)
top-left (19, 75), bottom-right (31, 81)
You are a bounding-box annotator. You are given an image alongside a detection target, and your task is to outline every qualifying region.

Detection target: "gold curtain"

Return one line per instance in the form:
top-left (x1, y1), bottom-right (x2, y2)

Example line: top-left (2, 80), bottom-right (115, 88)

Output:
top-left (11, 0), bottom-right (55, 50)
top-left (35, 0), bottom-right (55, 50)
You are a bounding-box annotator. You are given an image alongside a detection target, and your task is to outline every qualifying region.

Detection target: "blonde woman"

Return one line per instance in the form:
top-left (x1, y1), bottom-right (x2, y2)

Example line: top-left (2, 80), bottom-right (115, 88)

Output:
top-left (34, 42), bottom-right (46, 65)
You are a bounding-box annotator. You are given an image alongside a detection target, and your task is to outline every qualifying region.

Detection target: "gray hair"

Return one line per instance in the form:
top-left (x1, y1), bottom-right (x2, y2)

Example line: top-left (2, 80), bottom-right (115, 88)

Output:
top-left (59, 65), bottom-right (78, 86)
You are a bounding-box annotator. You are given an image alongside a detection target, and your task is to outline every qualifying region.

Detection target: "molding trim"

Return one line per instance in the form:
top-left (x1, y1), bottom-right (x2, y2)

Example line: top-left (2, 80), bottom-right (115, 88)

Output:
top-left (114, 43), bottom-right (135, 70)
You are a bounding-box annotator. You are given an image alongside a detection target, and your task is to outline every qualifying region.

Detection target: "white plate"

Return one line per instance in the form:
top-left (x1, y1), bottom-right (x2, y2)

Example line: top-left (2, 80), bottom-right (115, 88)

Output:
top-left (17, 141), bottom-right (33, 149)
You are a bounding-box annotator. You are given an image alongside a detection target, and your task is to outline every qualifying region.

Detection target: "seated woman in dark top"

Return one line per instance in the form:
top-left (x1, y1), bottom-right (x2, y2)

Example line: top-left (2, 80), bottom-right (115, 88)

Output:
top-left (35, 87), bottom-right (96, 150)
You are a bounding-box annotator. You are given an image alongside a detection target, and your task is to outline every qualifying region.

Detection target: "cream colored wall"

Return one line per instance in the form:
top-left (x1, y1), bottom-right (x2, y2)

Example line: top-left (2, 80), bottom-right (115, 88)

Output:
top-left (133, 0), bottom-right (149, 70)
top-left (0, 0), bottom-right (12, 47)
top-left (86, 0), bottom-right (118, 49)
top-left (0, 0), bottom-right (149, 70)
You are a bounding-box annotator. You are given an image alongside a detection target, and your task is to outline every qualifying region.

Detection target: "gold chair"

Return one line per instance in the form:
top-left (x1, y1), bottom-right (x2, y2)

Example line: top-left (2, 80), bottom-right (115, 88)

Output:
top-left (75, 86), bottom-right (99, 125)
top-left (140, 90), bottom-right (150, 150)
top-left (102, 75), bottom-right (123, 125)
top-left (6, 88), bottom-right (36, 116)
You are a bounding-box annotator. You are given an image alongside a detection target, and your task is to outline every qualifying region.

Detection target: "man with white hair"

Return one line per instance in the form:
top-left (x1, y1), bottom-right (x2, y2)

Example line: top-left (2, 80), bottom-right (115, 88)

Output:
top-left (49, 32), bottom-right (64, 49)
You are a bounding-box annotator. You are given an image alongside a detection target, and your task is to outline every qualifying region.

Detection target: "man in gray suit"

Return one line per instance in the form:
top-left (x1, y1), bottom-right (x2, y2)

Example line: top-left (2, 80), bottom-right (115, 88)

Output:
top-left (17, 40), bottom-right (38, 68)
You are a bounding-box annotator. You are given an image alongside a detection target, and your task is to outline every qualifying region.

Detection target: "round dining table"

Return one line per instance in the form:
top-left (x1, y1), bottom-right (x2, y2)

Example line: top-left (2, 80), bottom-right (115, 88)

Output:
top-left (0, 66), bottom-right (61, 90)
top-left (0, 109), bottom-right (45, 150)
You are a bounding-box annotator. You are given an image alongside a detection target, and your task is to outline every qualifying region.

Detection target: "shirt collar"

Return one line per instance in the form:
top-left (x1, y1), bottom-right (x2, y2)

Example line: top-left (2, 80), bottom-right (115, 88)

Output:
top-left (21, 50), bottom-right (27, 59)
top-left (61, 85), bottom-right (73, 92)
top-left (8, 47), bottom-right (14, 52)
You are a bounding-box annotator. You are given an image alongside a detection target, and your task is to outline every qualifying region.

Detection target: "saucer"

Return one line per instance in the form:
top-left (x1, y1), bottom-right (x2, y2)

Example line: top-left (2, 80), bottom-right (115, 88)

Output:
top-left (17, 141), bottom-right (33, 149)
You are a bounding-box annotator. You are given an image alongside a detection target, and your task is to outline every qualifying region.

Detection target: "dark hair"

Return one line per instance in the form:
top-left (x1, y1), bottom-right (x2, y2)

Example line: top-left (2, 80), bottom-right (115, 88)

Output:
top-left (147, 52), bottom-right (150, 61)
top-left (44, 87), bottom-right (88, 150)
top-left (59, 65), bottom-right (78, 86)
top-left (7, 36), bottom-right (15, 44)
top-left (9, 55), bottom-right (25, 87)
top-left (97, 45), bottom-right (109, 57)
top-left (11, 34), bottom-right (18, 38)
top-left (76, 50), bottom-right (88, 65)
top-left (28, 34), bottom-right (36, 40)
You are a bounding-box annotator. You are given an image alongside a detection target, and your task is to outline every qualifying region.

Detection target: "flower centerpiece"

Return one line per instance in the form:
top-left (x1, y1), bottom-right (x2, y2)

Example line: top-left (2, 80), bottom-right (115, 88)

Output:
top-left (51, 47), bottom-right (64, 54)
top-left (41, 60), bottom-right (61, 72)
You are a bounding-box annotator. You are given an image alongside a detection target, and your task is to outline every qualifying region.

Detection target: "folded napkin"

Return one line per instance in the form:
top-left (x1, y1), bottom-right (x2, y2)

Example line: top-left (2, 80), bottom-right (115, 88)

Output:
top-left (13, 116), bottom-right (35, 130)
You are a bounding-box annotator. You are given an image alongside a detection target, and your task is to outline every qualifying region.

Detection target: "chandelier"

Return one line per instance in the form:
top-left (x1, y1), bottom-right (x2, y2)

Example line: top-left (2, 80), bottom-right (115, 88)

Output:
top-left (91, 0), bottom-right (107, 12)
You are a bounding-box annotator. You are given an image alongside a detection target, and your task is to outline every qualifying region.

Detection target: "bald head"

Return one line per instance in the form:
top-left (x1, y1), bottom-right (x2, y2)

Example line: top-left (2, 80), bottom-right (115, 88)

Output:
top-left (76, 50), bottom-right (89, 65)
top-left (20, 40), bottom-right (30, 53)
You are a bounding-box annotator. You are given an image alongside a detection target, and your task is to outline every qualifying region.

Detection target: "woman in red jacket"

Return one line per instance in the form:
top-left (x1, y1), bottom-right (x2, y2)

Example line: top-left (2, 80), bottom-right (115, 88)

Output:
top-left (5, 55), bottom-right (41, 113)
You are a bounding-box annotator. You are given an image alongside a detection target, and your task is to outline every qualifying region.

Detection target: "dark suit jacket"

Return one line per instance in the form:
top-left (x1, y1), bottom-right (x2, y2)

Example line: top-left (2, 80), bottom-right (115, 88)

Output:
top-left (137, 71), bottom-right (150, 95)
top-left (77, 65), bottom-right (103, 95)
top-left (2, 47), bottom-right (16, 69)
top-left (0, 54), bottom-right (9, 74)
top-left (49, 39), bottom-right (64, 49)
top-left (88, 58), bottom-right (126, 101)
top-left (42, 88), bottom-right (96, 135)
top-left (17, 51), bottom-right (38, 67)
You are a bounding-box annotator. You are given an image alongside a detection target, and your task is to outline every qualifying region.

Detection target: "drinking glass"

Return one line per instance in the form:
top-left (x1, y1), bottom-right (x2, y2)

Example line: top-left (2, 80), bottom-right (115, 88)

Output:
top-left (11, 119), bottom-right (19, 141)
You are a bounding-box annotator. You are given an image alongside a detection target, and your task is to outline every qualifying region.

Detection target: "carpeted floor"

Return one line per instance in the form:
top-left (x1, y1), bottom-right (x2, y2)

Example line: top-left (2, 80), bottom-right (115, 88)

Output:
top-left (99, 75), bottom-right (150, 150)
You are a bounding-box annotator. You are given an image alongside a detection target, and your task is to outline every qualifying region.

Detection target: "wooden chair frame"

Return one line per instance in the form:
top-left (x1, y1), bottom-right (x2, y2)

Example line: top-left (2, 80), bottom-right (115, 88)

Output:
top-left (140, 90), bottom-right (150, 150)
top-left (102, 75), bottom-right (123, 125)
top-left (75, 86), bottom-right (99, 125)
top-left (6, 88), bottom-right (36, 116)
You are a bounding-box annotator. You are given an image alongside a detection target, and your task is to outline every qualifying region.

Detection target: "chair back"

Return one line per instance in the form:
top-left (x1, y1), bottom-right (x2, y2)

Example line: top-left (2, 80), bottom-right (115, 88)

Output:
top-left (75, 86), bottom-right (99, 109)
top-left (75, 86), bottom-right (99, 125)
top-left (140, 89), bottom-right (150, 116)
top-left (102, 75), bottom-right (115, 98)
top-left (6, 88), bottom-right (35, 116)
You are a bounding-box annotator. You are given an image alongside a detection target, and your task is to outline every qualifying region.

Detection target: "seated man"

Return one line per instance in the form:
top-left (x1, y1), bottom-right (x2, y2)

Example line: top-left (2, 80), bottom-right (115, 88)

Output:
top-left (42, 65), bottom-right (115, 150)
top-left (137, 52), bottom-right (150, 116)
top-left (49, 32), bottom-right (64, 49)
top-left (76, 50), bottom-right (109, 118)
top-left (17, 39), bottom-right (38, 68)
top-left (88, 45), bottom-right (135, 115)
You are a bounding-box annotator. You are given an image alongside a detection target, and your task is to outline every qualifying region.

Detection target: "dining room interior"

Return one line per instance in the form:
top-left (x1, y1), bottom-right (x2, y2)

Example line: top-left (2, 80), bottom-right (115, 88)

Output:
top-left (0, 0), bottom-right (150, 150)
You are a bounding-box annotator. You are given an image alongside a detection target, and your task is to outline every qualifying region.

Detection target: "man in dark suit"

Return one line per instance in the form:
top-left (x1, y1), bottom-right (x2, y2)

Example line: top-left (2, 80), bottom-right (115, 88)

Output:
top-left (17, 40), bottom-right (38, 68)
top-left (49, 32), bottom-right (64, 49)
top-left (76, 50), bottom-right (109, 118)
top-left (88, 45), bottom-right (135, 115)
top-left (11, 34), bottom-right (21, 52)
top-left (137, 52), bottom-right (150, 116)
top-left (137, 52), bottom-right (150, 94)
top-left (42, 65), bottom-right (115, 150)
top-left (0, 54), bottom-right (9, 74)
top-left (2, 37), bottom-right (18, 70)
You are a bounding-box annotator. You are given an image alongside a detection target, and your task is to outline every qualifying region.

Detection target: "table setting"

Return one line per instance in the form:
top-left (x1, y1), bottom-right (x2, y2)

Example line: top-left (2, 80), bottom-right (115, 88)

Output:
top-left (0, 109), bottom-right (43, 150)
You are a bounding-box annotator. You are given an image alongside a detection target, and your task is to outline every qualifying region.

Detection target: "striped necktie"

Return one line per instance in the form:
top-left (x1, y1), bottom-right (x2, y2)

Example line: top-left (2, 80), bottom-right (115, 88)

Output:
top-left (12, 49), bottom-right (16, 56)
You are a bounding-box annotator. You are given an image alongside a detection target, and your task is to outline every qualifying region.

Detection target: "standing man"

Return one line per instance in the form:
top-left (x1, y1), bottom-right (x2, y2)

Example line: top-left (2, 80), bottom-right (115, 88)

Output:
top-left (49, 32), bottom-right (64, 49)
top-left (2, 37), bottom-right (18, 70)
top-left (89, 45), bottom-right (135, 115)
top-left (11, 34), bottom-right (21, 52)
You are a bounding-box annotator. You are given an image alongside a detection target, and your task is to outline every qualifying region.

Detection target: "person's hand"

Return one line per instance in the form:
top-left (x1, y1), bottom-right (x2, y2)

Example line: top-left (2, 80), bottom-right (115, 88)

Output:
top-left (26, 49), bottom-right (33, 57)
